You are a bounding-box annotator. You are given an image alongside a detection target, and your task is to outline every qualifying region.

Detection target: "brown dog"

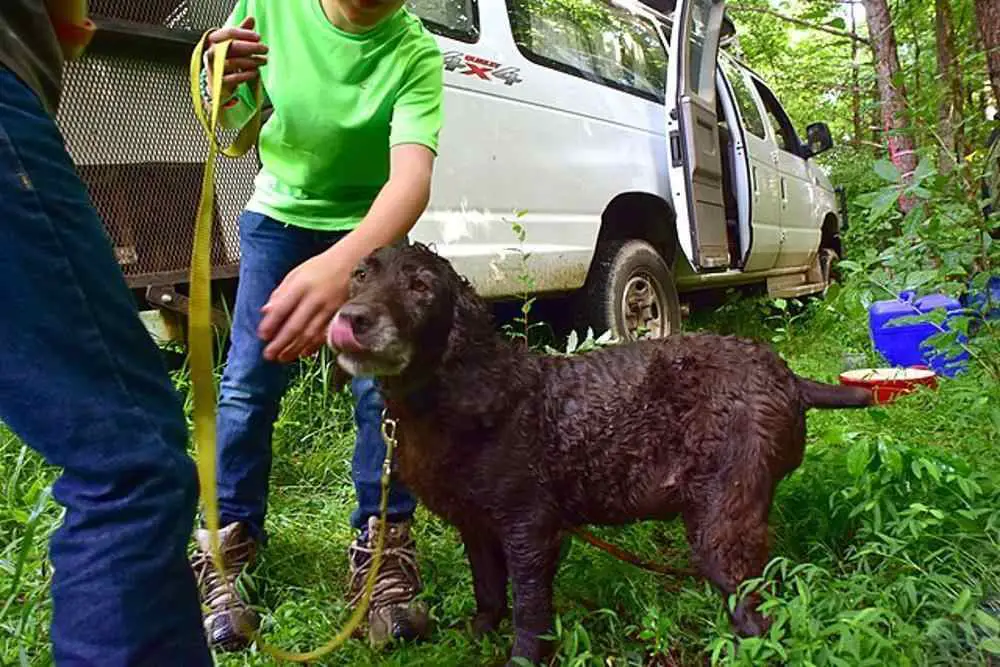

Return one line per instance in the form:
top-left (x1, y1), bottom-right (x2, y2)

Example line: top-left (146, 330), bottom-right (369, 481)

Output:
top-left (327, 243), bottom-right (872, 665)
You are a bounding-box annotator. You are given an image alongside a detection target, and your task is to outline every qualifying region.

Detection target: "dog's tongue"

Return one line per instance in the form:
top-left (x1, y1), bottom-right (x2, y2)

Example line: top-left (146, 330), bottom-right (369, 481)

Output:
top-left (327, 314), bottom-right (364, 353)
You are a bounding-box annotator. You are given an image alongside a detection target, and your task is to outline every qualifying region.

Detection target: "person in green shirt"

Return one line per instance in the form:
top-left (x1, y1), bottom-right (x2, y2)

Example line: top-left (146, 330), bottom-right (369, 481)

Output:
top-left (190, 0), bottom-right (443, 651)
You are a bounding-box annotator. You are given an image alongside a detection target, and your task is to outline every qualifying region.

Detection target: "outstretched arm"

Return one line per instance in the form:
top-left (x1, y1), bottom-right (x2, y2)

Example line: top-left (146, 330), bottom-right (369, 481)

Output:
top-left (257, 144), bottom-right (435, 363)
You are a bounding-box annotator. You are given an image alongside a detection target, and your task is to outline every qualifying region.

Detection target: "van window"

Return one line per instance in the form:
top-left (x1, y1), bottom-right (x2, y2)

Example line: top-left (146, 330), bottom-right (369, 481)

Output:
top-left (720, 60), bottom-right (766, 140)
top-left (507, 0), bottom-right (667, 102)
top-left (410, 0), bottom-right (480, 42)
top-left (751, 78), bottom-right (801, 155)
top-left (685, 0), bottom-right (717, 102)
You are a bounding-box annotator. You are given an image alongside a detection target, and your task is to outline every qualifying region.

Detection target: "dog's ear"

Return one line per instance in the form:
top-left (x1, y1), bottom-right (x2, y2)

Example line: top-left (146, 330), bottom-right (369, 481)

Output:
top-left (445, 265), bottom-right (494, 354)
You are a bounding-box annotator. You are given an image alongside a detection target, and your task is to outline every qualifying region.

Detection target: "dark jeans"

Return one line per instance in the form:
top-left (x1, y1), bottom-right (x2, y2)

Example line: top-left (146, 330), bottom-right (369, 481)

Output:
top-left (216, 211), bottom-right (417, 538)
top-left (0, 69), bottom-right (211, 665)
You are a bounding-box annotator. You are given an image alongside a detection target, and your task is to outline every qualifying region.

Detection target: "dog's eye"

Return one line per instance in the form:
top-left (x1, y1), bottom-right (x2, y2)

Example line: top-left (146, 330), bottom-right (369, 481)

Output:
top-left (352, 267), bottom-right (367, 282)
top-left (410, 277), bottom-right (430, 293)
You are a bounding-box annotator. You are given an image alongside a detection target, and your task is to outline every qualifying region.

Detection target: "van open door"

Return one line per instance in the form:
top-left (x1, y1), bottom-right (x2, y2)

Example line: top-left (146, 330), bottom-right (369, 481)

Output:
top-left (666, 0), bottom-right (729, 270)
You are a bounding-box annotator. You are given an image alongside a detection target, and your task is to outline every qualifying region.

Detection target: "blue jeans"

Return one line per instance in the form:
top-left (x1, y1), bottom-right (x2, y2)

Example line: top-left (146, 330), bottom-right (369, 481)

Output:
top-left (0, 69), bottom-right (211, 665)
top-left (216, 211), bottom-right (417, 538)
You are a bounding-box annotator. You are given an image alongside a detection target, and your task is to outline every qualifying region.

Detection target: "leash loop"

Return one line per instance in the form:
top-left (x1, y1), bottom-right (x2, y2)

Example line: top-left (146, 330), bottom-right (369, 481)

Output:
top-left (187, 32), bottom-right (392, 662)
top-left (381, 413), bottom-right (398, 455)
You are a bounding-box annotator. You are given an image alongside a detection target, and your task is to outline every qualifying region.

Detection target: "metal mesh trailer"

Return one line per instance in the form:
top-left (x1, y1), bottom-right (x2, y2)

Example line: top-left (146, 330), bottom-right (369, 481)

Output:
top-left (56, 0), bottom-right (253, 300)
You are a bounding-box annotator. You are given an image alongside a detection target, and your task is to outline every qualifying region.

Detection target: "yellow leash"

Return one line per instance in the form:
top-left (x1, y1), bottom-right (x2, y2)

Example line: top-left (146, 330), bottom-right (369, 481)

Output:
top-left (187, 33), bottom-right (392, 662)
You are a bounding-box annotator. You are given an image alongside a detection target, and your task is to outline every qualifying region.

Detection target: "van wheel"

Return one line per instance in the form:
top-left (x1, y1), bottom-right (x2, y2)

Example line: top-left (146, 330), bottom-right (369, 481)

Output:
top-left (581, 239), bottom-right (681, 341)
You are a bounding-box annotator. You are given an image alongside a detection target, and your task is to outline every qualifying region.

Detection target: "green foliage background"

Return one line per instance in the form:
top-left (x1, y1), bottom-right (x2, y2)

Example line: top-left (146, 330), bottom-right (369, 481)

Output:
top-left (3, 0), bottom-right (1000, 665)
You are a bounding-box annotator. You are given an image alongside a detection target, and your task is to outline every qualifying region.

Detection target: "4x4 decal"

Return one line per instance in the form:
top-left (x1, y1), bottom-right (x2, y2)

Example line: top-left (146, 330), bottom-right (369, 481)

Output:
top-left (443, 51), bottom-right (523, 86)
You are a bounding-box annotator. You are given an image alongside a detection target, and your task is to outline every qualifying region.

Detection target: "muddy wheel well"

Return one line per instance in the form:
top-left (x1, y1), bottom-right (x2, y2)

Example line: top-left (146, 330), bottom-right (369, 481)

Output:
top-left (593, 193), bottom-right (678, 271)
top-left (821, 213), bottom-right (842, 257)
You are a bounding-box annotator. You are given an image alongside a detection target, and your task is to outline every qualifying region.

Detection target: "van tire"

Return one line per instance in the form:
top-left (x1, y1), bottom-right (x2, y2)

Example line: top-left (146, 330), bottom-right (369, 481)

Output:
top-left (580, 239), bottom-right (681, 341)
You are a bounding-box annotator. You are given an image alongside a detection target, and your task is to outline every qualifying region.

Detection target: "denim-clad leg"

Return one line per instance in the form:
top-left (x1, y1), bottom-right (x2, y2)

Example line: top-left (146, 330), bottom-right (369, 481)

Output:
top-left (0, 68), bottom-right (211, 666)
top-left (215, 211), bottom-right (323, 540)
top-left (216, 213), bottom-right (417, 538)
top-left (350, 377), bottom-right (418, 530)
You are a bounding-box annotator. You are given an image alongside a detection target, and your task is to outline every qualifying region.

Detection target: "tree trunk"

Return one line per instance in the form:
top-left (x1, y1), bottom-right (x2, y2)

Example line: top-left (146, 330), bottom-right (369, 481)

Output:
top-left (936, 0), bottom-right (964, 171)
top-left (852, 1), bottom-right (862, 146)
top-left (862, 0), bottom-right (919, 211)
top-left (870, 79), bottom-right (881, 155)
top-left (912, 11), bottom-right (921, 98)
top-left (975, 0), bottom-right (1000, 109)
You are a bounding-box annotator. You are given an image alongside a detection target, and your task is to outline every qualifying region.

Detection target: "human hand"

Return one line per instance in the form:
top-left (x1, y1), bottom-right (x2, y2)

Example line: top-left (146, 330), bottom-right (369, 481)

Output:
top-left (204, 16), bottom-right (268, 101)
top-left (257, 249), bottom-right (354, 363)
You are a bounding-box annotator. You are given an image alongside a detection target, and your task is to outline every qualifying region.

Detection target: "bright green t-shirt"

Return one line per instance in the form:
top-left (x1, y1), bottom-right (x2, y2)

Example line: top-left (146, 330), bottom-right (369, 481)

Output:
top-left (218, 0), bottom-right (444, 231)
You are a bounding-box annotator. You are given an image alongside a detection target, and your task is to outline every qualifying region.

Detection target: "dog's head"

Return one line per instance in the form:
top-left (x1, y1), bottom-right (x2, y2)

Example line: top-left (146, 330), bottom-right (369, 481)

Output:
top-left (327, 243), bottom-right (489, 380)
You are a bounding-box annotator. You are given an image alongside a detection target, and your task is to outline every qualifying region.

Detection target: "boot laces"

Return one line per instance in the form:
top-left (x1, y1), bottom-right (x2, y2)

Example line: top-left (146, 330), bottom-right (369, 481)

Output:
top-left (348, 528), bottom-right (422, 609)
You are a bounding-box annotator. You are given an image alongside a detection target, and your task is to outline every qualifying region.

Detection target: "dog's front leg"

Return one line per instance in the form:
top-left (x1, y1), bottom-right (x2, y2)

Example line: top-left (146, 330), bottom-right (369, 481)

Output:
top-left (458, 525), bottom-right (508, 636)
top-left (503, 523), bottom-right (560, 666)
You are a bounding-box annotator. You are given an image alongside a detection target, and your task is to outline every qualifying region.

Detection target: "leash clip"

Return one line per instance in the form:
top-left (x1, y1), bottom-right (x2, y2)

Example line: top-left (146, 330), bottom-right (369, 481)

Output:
top-left (380, 409), bottom-right (398, 443)
top-left (380, 409), bottom-right (398, 476)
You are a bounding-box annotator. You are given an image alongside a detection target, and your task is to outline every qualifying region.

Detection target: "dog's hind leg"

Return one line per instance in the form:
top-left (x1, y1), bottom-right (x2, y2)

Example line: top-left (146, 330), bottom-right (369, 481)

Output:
top-left (458, 525), bottom-right (509, 636)
top-left (682, 484), bottom-right (773, 637)
top-left (502, 521), bottom-right (561, 666)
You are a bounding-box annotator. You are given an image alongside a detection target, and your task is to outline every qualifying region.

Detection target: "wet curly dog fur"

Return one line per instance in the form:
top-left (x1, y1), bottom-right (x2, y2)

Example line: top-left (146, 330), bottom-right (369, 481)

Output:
top-left (327, 243), bottom-right (872, 665)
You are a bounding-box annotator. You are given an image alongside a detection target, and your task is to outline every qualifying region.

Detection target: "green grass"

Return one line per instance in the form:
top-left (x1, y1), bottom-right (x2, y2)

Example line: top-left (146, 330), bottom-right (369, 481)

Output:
top-left (2, 284), bottom-right (999, 666)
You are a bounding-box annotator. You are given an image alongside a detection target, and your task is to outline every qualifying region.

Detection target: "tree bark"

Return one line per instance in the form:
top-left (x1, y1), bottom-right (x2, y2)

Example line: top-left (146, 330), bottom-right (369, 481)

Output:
top-left (936, 0), bottom-right (964, 171)
top-left (870, 79), bottom-right (881, 155)
top-left (851, 1), bottom-right (862, 146)
top-left (912, 10), bottom-right (921, 98)
top-left (975, 0), bottom-right (1000, 110)
top-left (862, 0), bottom-right (919, 211)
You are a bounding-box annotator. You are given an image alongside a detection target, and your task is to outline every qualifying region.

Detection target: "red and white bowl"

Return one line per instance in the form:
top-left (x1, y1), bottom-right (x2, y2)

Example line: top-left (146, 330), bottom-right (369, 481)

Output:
top-left (838, 367), bottom-right (938, 404)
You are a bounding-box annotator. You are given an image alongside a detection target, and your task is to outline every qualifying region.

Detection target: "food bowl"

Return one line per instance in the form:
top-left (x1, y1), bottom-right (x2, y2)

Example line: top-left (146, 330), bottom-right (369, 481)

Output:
top-left (838, 367), bottom-right (938, 404)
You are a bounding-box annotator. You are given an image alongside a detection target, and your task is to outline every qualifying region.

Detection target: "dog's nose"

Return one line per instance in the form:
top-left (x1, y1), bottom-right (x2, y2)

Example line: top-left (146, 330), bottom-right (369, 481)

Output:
top-left (338, 303), bottom-right (374, 337)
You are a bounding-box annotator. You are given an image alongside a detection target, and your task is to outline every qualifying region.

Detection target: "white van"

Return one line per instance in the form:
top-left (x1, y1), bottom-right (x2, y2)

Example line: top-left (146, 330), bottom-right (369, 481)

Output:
top-left (56, 0), bottom-right (842, 343)
top-left (407, 0), bottom-right (843, 339)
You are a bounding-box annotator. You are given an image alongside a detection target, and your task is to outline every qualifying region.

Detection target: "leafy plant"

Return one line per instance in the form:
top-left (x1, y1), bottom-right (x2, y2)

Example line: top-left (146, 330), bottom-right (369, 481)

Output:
top-left (762, 297), bottom-right (811, 344)
top-left (544, 327), bottom-right (618, 357)
top-left (838, 152), bottom-right (1000, 380)
top-left (501, 210), bottom-right (549, 350)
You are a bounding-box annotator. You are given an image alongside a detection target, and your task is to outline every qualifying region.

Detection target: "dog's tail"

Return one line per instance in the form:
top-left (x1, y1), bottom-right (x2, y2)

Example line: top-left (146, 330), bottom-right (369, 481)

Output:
top-left (797, 378), bottom-right (873, 409)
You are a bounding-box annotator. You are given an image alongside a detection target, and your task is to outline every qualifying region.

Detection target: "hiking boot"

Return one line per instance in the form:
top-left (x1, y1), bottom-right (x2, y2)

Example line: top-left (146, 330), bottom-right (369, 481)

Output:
top-left (348, 516), bottom-right (431, 648)
top-left (191, 522), bottom-right (260, 652)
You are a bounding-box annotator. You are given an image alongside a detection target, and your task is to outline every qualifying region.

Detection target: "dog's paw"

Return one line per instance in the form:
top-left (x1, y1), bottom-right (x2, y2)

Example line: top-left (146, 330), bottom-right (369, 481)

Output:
top-left (471, 609), bottom-right (506, 637)
top-left (732, 604), bottom-right (772, 637)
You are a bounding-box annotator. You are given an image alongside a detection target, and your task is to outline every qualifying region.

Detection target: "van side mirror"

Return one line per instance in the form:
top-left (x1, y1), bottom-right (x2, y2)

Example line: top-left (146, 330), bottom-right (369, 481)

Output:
top-left (805, 122), bottom-right (834, 157)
